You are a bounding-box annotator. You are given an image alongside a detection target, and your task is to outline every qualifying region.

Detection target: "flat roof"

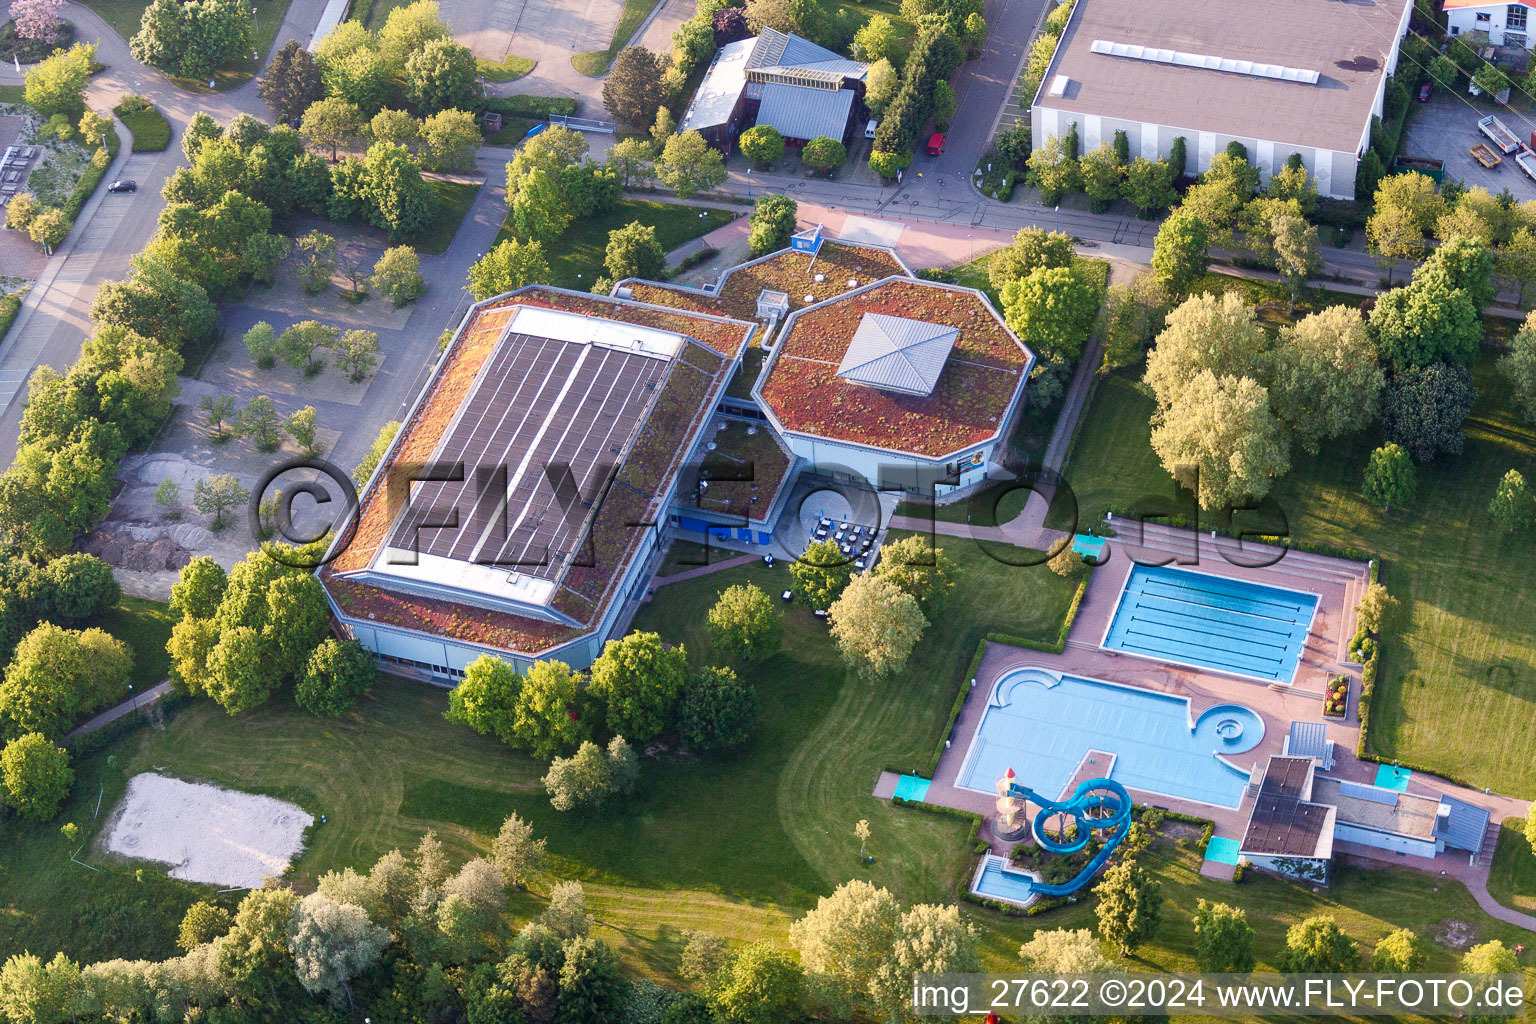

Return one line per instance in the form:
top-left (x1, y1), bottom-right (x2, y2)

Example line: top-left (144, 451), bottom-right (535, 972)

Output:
top-left (1241, 756), bottom-right (1334, 858)
top-left (322, 287), bottom-right (755, 653)
top-left (755, 277), bottom-right (1033, 460)
top-left (1035, 0), bottom-right (1412, 154)
top-left (1311, 776), bottom-right (1441, 841)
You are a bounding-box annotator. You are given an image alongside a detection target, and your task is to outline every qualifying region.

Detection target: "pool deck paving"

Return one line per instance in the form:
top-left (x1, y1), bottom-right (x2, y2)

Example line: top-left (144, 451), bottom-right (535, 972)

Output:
top-left (873, 518), bottom-right (1535, 929)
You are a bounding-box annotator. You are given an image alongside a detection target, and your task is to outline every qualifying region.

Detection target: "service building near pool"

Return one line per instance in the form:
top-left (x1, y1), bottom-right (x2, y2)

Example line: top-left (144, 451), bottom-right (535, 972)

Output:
top-left (319, 236), bottom-right (1035, 681)
top-left (1028, 0), bottom-right (1415, 198)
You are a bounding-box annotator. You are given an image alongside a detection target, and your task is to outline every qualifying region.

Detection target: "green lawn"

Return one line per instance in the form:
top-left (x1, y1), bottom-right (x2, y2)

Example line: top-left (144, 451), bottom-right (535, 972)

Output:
top-left (495, 199), bottom-right (734, 289)
top-left (95, 595), bottom-right (175, 694)
top-left (401, 178), bottom-right (481, 255)
top-left (1046, 324), bottom-right (1536, 796)
top-left (113, 99), bottom-right (171, 152)
top-left (477, 53), bottom-right (535, 82)
top-left (1490, 821), bottom-right (1536, 917)
top-left (82, 0), bottom-right (148, 43)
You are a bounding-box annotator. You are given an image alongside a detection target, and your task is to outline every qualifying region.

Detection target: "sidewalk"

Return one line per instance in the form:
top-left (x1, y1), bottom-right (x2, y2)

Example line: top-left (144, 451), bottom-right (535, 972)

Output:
top-left (649, 552), bottom-right (760, 588)
top-left (65, 679), bottom-right (173, 739)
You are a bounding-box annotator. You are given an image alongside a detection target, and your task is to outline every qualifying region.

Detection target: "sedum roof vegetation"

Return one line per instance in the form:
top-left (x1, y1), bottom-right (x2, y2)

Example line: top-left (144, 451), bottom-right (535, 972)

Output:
top-left (625, 241), bottom-right (910, 324)
top-left (321, 286), bottom-right (753, 656)
top-left (757, 278), bottom-right (1031, 459)
top-left (678, 419), bottom-right (795, 522)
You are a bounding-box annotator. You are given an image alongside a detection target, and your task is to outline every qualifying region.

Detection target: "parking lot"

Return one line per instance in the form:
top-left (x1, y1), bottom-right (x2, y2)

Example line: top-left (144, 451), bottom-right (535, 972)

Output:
top-left (1402, 93), bottom-right (1536, 196)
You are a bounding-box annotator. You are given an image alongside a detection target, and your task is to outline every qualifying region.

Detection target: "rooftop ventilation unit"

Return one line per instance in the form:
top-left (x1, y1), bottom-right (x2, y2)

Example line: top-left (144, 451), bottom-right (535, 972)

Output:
top-left (1048, 74), bottom-right (1070, 97)
top-left (1089, 39), bottom-right (1321, 84)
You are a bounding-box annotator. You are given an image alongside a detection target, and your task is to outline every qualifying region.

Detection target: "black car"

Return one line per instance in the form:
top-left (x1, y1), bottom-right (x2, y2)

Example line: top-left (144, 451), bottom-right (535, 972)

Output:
top-left (107, 179), bottom-right (136, 193)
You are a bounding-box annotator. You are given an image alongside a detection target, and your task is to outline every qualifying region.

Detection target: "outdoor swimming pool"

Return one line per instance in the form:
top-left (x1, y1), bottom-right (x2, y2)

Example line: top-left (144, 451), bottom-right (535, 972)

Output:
top-left (1102, 565), bottom-right (1319, 683)
top-left (971, 854), bottom-right (1040, 907)
top-left (956, 667), bottom-right (1263, 808)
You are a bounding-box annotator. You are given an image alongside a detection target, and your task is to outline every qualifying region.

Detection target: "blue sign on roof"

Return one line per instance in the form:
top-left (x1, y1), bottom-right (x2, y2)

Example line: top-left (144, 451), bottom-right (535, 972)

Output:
top-left (791, 223), bottom-right (824, 253)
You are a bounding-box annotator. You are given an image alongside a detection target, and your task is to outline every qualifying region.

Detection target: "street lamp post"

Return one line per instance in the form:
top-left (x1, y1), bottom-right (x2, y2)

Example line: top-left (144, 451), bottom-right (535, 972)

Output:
top-left (746, 167), bottom-right (751, 200)
top-left (128, 684), bottom-right (136, 711)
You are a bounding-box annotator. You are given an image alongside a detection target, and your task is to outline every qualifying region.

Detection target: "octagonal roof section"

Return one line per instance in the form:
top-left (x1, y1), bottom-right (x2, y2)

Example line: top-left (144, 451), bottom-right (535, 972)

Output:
top-left (754, 277), bottom-right (1035, 461)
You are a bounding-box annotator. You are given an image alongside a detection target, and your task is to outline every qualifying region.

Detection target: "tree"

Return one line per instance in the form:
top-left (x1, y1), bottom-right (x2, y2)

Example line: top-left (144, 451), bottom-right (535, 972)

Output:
top-left (852, 11), bottom-right (900, 60)
top-left (706, 583), bottom-right (783, 663)
top-left (1272, 213), bottom-right (1321, 307)
top-left (604, 221), bottom-right (667, 281)
top-left (1280, 915), bottom-right (1360, 973)
top-left (1370, 928), bottom-right (1426, 972)
top-left (747, 193), bottom-right (797, 257)
top-left (1429, 53), bottom-right (1459, 90)
top-left (377, 0), bottom-right (449, 66)
top-left (739, 125), bottom-right (784, 169)
top-left (302, 97), bottom-right (366, 161)
top-left (1001, 263), bottom-right (1101, 363)
top-left (1266, 305), bottom-right (1383, 454)
top-left (864, 57), bottom-right (898, 116)
top-left (0, 733), bottom-right (73, 820)
top-left (27, 208), bottom-right (70, 254)
top-left (278, 320), bottom-right (338, 375)
top-left (241, 322), bottom-right (279, 369)
top-left (877, 903), bottom-right (979, 1021)
top-left (543, 740), bottom-right (619, 811)
top-left (91, 253), bottom-right (218, 351)
top-left (179, 901), bottom-right (234, 951)
top-left (1144, 291), bottom-right (1268, 410)
top-left (190, 473), bottom-right (250, 529)
top-left (1473, 61), bottom-right (1510, 97)
top-left (11, 0), bottom-right (64, 42)
top-left (297, 229), bottom-right (339, 293)
top-left (1382, 362), bottom-right (1477, 462)
top-left (656, 131), bottom-right (727, 198)
top-left (557, 936), bottom-right (629, 1024)
top-left (336, 329), bottom-right (380, 382)
top-left (676, 664), bottom-right (758, 751)
top-left (1100, 273), bottom-right (1167, 370)
top-left (0, 623), bottom-right (131, 739)
top-left (801, 136), bottom-right (846, 175)
top-left (604, 47), bottom-right (666, 127)
top-left (240, 232), bottom-right (291, 287)
top-left (789, 536), bottom-right (852, 608)
top-left (369, 107), bottom-right (419, 149)
top-left (873, 534), bottom-right (959, 613)
top-left (1150, 371), bottom-right (1290, 511)
top-left (468, 238), bottom-right (550, 300)
top-left (706, 942), bottom-right (804, 1024)
top-left (155, 477), bottom-right (181, 520)
top-left (353, 419), bottom-right (399, 485)
top-left (293, 638), bottom-right (375, 717)
top-left (1181, 153), bottom-right (1258, 245)
top-left (1192, 900), bottom-right (1254, 972)
top-left (1500, 311), bottom-right (1536, 423)
top-left (202, 393), bottom-right (236, 441)
top-left (1363, 443), bottom-right (1417, 511)
top-left (1461, 939), bottom-right (1520, 1024)
top-left (261, 40), bottom-right (323, 123)
top-left (493, 812), bottom-right (547, 889)
top-left (403, 38), bottom-right (480, 115)
top-left (512, 657), bottom-right (588, 758)
top-left (205, 625), bottom-right (279, 714)
top-left (131, 0), bottom-right (249, 77)
top-left (787, 878), bottom-right (899, 1011)
top-left (78, 110), bottom-right (112, 150)
top-left (1078, 141), bottom-right (1124, 213)
top-left (542, 879), bottom-right (592, 939)
top-left (829, 573), bottom-right (928, 680)
top-left (171, 555), bottom-right (227, 620)
top-left (287, 892), bottom-right (390, 1008)
top-left (446, 655), bottom-right (522, 744)
top-left (1093, 857), bottom-right (1162, 955)
top-left (1027, 131), bottom-right (1079, 205)
top-left (350, 141), bottom-right (433, 240)
top-left (1151, 208), bottom-right (1210, 298)
top-left (606, 137), bottom-right (654, 188)
top-left (5, 191), bottom-right (37, 233)
top-left (23, 41), bottom-right (91, 120)
top-left (325, 47), bottom-right (391, 114)
top-left (989, 227), bottom-right (1075, 290)
top-left (1121, 157), bottom-right (1177, 218)
top-left (1490, 469), bottom-right (1533, 531)
top-left (418, 107), bottom-right (480, 171)
top-left (588, 631), bottom-right (688, 741)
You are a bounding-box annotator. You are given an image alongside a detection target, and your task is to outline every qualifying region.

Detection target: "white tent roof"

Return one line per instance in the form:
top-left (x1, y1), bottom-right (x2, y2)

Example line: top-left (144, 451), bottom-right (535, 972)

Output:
top-left (835, 313), bottom-right (958, 396)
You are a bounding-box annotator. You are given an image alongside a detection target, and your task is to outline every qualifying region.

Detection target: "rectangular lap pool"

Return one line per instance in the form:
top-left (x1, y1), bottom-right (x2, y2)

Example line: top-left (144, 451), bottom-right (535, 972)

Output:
top-left (956, 667), bottom-right (1263, 808)
top-left (1102, 565), bottom-right (1319, 683)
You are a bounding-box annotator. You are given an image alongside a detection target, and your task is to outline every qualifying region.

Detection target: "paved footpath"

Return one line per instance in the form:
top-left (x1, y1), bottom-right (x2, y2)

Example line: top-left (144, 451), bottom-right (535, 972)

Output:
top-left (65, 680), bottom-right (173, 740)
top-left (649, 552), bottom-right (759, 588)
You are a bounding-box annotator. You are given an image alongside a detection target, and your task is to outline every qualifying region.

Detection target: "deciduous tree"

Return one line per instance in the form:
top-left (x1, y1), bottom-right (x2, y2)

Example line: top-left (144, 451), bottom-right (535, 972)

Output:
top-left (492, 812), bottom-right (547, 888)
top-left (588, 631), bottom-right (688, 741)
top-left (1266, 304), bottom-right (1383, 454)
top-left (675, 664), bottom-right (758, 751)
top-left (656, 131), bottom-right (726, 198)
top-left (287, 892), bottom-right (390, 1008)
top-left (788, 536), bottom-right (851, 608)
top-left (801, 135), bottom-right (846, 174)
top-left (1490, 469), bottom-right (1533, 531)
top-left (24, 41), bottom-right (92, 119)
top-left (371, 245), bottom-right (426, 306)
top-left (1382, 361), bottom-right (1476, 462)
top-left (468, 237), bottom-right (550, 300)
top-left (1093, 858), bottom-right (1162, 955)
top-left (0, 733), bottom-right (72, 820)
top-left (1371, 928), bottom-right (1426, 972)
top-left (1193, 900), bottom-right (1254, 972)
top-left (706, 583), bottom-right (783, 663)
top-left (446, 654), bottom-right (522, 744)
top-left (512, 657), bottom-right (588, 758)
top-left (604, 221), bottom-right (666, 281)
top-left (1281, 915), bottom-right (1360, 973)
top-left (748, 193), bottom-right (797, 256)
top-left (1150, 370), bottom-right (1290, 511)
top-left (277, 320), bottom-right (338, 375)
top-left (706, 942), bottom-right (804, 1024)
top-left (1144, 291), bottom-right (1267, 410)
top-left (873, 534), bottom-right (959, 613)
top-left (739, 124), bottom-right (785, 168)
top-left (336, 329), bottom-right (380, 382)
top-left (1001, 262), bottom-right (1101, 363)
top-left (261, 40), bottom-right (324, 123)
top-left (828, 573), bottom-right (928, 680)
top-left (302, 97), bottom-right (365, 161)
top-left (403, 37), bottom-right (480, 115)
top-left (1151, 207), bottom-right (1210, 298)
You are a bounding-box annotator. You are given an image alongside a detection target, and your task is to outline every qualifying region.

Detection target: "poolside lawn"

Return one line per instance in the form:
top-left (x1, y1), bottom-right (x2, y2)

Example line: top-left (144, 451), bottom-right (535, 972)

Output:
top-left (495, 199), bottom-right (735, 289)
top-left (401, 178), bottom-right (482, 255)
top-left (1049, 343), bottom-right (1536, 797)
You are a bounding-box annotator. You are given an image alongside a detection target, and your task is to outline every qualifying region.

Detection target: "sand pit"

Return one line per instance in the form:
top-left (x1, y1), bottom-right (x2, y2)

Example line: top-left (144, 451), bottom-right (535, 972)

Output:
top-left (105, 774), bottom-right (313, 888)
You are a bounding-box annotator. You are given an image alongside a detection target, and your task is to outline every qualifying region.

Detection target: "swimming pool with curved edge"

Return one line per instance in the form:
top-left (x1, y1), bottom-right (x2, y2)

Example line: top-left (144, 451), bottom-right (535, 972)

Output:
top-left (955, 667), bottom-right (1262, 808)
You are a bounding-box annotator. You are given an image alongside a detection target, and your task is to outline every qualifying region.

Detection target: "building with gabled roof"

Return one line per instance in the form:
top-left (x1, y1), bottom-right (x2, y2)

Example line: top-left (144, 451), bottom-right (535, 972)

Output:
top-left (679, 28), bottom-right (869, 152)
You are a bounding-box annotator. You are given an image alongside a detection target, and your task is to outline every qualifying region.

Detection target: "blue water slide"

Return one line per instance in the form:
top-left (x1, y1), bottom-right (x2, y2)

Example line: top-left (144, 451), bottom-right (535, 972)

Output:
top-left (1006, 776), bottom-right (1132, 897)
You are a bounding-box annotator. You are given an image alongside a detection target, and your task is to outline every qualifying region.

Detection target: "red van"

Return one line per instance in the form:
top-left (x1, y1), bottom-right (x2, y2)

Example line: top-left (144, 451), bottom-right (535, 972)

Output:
top-left (926, 132), bottom-right (946, 156)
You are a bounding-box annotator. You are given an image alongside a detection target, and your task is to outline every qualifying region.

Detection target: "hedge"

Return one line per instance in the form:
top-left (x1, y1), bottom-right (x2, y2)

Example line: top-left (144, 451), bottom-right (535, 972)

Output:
top-left (923, 639), bottom-right (990, 775)
top-left (0, 287), bottom-right (24, 343)
top-left (871, 27), bottom-right (964, 163)
top-left (62, 142), bottom-right (114, 222)
top-left (484, 95), bottom-right (580, 120)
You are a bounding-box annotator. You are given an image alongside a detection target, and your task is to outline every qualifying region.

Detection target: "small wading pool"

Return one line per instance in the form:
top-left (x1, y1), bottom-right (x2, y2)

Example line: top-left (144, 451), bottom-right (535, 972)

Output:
top-left (971, 854), bottom-right (1039, 907)
top-left (892, 774), bottom-right (930, 801)
top-left (1204, 835), bottom-right (1242, 865)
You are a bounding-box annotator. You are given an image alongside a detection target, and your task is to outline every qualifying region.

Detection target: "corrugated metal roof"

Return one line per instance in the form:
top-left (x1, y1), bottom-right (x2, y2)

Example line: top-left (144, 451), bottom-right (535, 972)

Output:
top-left (836, 313), bottom-right (959, 396)
top-left (756, 82), bottom-right (855, 142)
top-left (1287, 721), bottom-right (1329, 761)
top-left (1435, 795), bottom-right (1491, 855)
top-left (679, 37), bottom-right (756, 132)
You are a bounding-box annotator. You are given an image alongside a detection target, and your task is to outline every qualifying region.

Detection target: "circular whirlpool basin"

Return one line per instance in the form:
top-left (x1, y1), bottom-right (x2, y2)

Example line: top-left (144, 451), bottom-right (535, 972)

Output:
top-left (1193, 704), bottom-right (1264, 754)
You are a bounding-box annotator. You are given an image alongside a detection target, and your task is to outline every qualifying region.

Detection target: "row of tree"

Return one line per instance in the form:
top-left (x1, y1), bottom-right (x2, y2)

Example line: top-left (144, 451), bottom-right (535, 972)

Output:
top-left (1027, 123), bottom-right (1189, 219)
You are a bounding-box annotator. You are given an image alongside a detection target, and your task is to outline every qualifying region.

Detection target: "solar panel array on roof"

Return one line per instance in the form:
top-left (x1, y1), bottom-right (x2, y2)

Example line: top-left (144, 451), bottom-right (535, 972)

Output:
top-left (386, 328), bottom-right (667, 581)
top-left (1435, 795), bottom-right (1492, 855)
top-left (1242, 757), bottom-right (1330, 856)
top-left (1338, 780), bottom-right (1399, 806)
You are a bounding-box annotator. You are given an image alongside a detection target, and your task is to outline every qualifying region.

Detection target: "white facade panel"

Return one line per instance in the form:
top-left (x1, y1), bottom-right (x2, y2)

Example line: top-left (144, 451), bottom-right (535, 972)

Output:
top-left (1333, 822), bottom-right (1440, 858)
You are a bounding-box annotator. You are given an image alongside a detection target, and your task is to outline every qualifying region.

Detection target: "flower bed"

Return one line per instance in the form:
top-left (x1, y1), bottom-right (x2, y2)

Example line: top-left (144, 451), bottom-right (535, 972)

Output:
top-left (1324, 674), bottom-right (1349, 718)
top-left (758, 279), bottom-right (1030, 459)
